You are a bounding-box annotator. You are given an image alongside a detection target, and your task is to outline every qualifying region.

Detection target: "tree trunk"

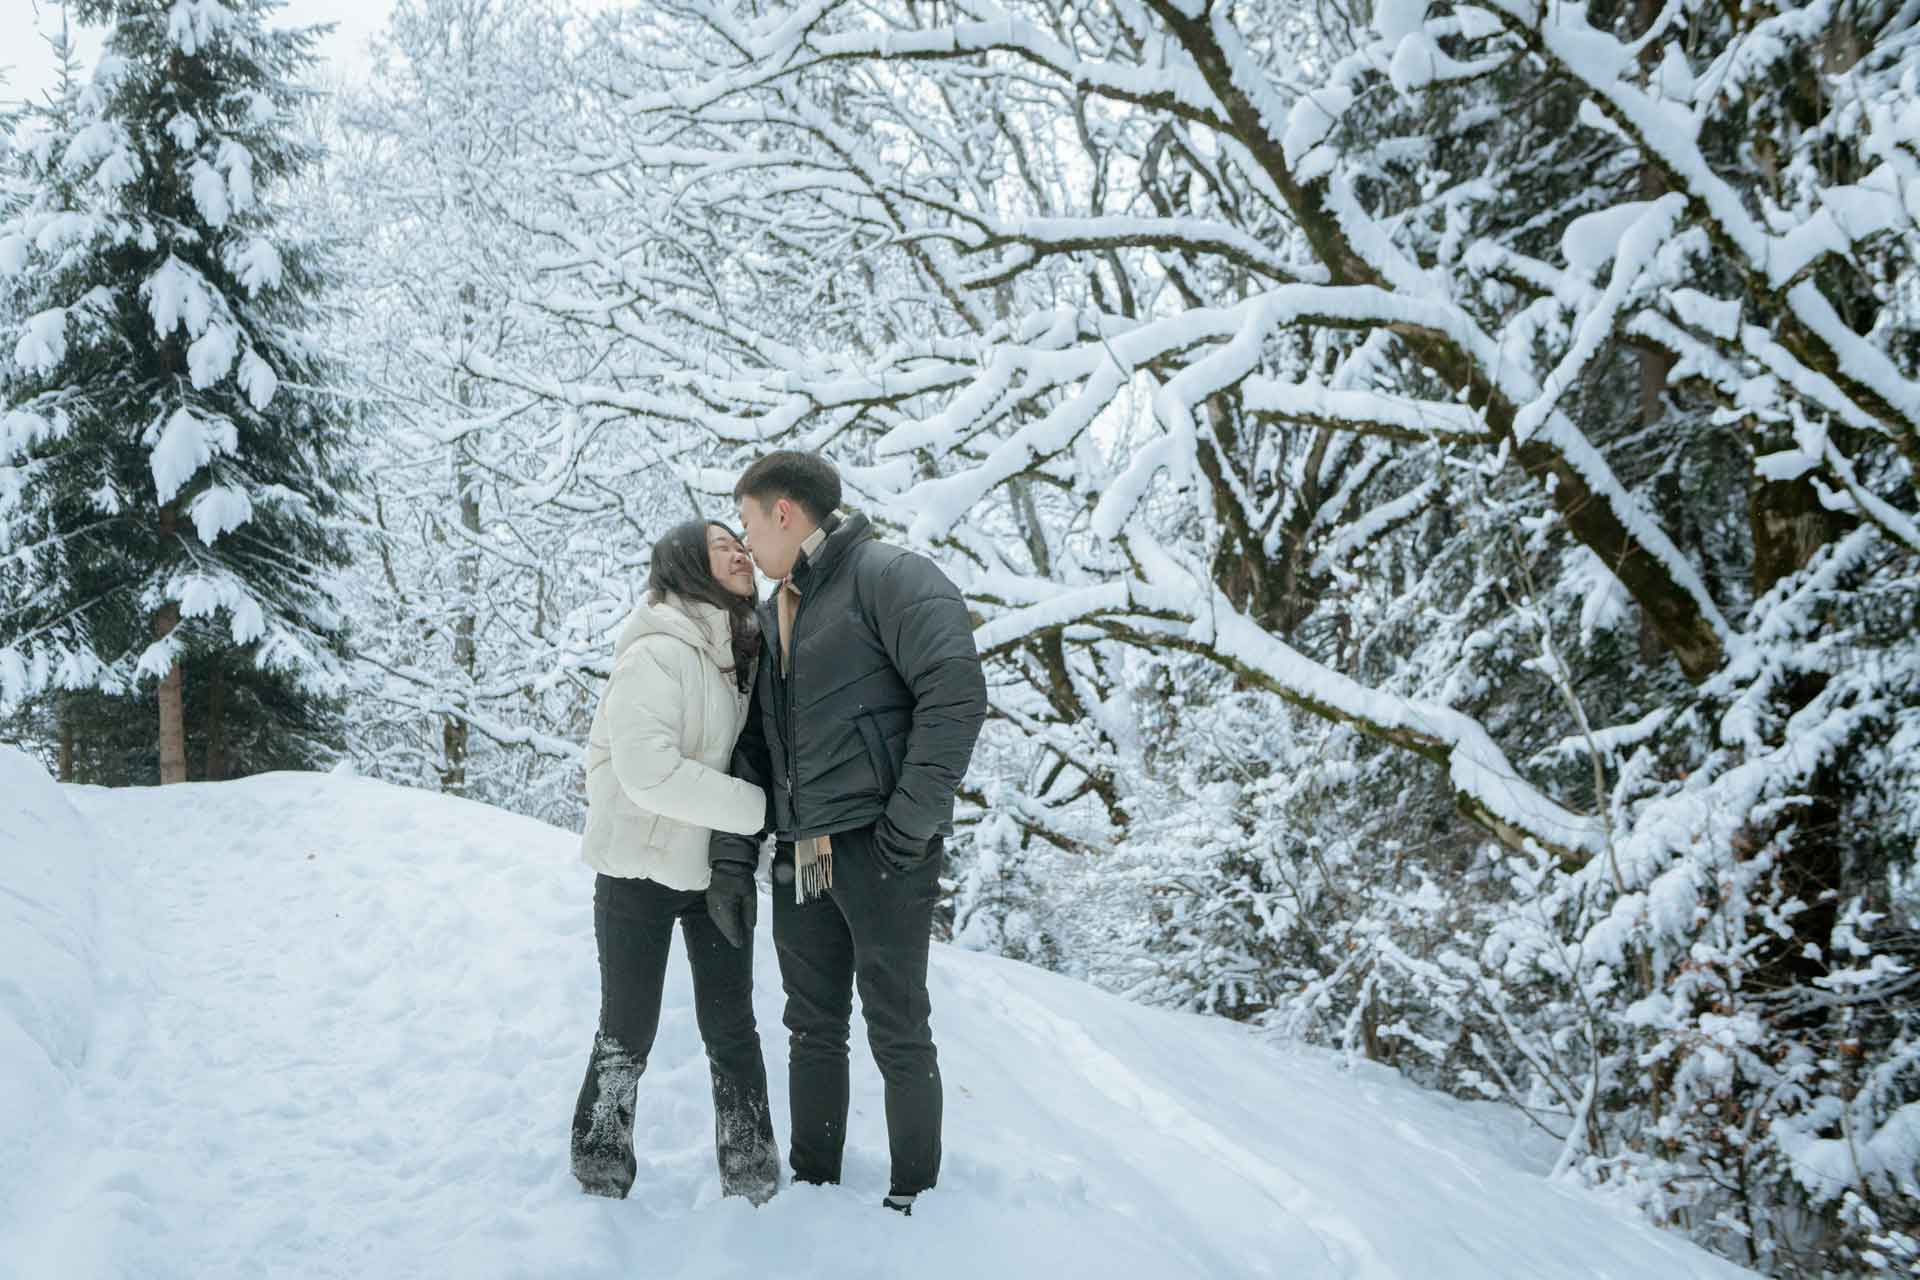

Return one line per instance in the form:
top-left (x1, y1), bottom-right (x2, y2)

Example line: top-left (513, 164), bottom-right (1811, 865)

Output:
top-left (155, 601), bottom-right (187, 785)
top-left (155, 503), bottom-right (188, 786)
top-left (205, 664), bottom-right (228, 783)
top-left (58, 694), bottom-right (75, 783)
top-left (1632, 0), bottom-right (1682, 671)
top-left (440, 299), bottom-right (482, 795)
top-left (1746, 671), bottom-right (1846, 1033)
top-left (440, 715), bottom-right (469, 793)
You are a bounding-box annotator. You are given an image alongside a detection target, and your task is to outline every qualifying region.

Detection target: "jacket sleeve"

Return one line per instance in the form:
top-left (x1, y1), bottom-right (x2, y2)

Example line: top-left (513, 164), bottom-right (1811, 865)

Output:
top-left (710, 662), bottom-right (773, 868)
top-left (872, 552), bottom-right (989, 847)
top-left (607, 637), bottom-right (765, 836)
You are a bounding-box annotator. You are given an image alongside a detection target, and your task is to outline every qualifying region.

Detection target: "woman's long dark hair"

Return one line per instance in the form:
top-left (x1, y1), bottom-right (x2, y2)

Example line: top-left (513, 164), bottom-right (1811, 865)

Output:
top-left (647, 520), bottom-right (760, 693)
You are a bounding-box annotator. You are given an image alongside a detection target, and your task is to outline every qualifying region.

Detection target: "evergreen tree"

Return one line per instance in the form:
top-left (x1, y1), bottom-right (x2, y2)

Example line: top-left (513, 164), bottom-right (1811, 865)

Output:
top-left (0, 0), bottom-right (355, 782)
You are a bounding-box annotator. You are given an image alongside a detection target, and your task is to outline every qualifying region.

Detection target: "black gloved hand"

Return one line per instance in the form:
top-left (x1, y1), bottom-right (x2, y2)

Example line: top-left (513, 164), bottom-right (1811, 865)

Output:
top-left (706, 861), bottom-right (757, 948)
top-left (873, 819), bottom-right (935, 875)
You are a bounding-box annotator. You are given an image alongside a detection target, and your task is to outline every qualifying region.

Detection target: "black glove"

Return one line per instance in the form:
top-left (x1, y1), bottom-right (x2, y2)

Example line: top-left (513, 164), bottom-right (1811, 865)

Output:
top-left (706, 861), bottom-right (757, 948)
top-left (873, 819), bottom-right (937, 875)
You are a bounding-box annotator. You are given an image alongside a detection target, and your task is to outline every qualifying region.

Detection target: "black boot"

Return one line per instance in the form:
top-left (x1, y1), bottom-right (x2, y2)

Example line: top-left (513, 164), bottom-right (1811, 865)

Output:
top-left (572, 1032), bottom-right (644, 1198)
top-left (713, 1071), bottom-right (781, 1204)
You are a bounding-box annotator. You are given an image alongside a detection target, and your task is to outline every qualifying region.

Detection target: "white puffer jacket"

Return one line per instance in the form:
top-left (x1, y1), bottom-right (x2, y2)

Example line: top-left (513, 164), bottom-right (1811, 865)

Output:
top-left (581, 592), bottom-right (766, 890)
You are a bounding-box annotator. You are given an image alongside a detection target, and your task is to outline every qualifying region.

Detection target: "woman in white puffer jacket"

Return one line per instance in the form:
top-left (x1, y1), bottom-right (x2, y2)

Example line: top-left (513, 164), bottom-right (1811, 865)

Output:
top-left (570, 520), bottom-right (779, 1204)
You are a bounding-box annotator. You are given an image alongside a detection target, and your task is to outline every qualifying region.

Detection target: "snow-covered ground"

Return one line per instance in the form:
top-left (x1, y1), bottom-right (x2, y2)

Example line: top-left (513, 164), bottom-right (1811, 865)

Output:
top-left (0, 748), bottom-right (1756, 1279)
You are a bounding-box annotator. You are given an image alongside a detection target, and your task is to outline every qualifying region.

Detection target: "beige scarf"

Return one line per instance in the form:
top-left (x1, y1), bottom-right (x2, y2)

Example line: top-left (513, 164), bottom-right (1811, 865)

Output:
top-left (779, 525), bottom-right (832, 902)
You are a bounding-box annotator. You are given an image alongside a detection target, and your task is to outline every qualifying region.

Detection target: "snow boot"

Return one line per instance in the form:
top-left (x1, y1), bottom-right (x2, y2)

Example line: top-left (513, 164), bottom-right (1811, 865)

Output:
top-left (714, 1073), bottom-right (781, 1205)
top-left (572, 1033), bottom-right (644, 1198)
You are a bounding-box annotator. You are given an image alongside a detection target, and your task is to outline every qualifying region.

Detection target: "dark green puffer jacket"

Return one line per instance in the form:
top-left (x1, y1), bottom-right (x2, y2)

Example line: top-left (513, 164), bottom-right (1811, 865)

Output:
top-left (709, 512), bottom-right (988, 867)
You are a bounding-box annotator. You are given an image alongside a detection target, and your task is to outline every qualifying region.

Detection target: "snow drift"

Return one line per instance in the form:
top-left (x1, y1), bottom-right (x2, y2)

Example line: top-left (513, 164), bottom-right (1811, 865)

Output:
top-left (0, 748), bottom-right (101, 1230)
top-left (0, 770), bottom-right (1756, 1278)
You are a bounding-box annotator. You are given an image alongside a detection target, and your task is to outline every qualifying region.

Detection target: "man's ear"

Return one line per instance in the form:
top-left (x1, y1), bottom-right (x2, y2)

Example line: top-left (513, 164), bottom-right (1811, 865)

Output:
top-left (774, 497), bottom-right (792, 528)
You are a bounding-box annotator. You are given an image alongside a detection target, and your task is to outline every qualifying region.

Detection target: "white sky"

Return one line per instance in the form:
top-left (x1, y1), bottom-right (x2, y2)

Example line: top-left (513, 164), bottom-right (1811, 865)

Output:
top-left (2, 0), bottom-right (395, 108)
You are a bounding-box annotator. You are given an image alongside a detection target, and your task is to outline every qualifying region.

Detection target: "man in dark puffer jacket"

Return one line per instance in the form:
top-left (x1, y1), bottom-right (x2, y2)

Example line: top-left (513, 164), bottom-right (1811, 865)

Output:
top-left (706, 451), bottom-right (988, 1216)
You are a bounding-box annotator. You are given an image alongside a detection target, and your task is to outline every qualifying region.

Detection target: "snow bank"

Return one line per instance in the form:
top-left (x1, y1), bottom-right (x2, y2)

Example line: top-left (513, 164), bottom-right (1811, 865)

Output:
top-left (1, 772), bottom-right (1759, 1278)
top-left (0, 747), bottom-right (101, 1221)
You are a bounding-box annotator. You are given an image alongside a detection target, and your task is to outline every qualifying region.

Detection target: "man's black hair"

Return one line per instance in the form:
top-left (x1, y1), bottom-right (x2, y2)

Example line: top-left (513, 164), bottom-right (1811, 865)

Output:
top-left (734, 451), bottom-right (842, 523)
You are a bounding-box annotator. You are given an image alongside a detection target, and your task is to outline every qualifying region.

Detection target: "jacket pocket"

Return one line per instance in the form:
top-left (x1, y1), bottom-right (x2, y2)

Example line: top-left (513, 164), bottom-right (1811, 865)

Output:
top-left (856, 712), bottom-right (898, 796)
top-left (625, 808), bottom-right (663, 850)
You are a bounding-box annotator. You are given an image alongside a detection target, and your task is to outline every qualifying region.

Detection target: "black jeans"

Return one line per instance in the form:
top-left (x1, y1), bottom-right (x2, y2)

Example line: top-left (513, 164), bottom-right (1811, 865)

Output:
top-left (571, 873), bottom-right (778, 1201)
top-left (773, 825), bottom-right (943, 1198)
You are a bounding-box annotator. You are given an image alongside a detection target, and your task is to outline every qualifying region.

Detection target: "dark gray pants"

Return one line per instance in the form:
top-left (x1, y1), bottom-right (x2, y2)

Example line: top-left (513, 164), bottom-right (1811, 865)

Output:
top-left (571, 872), bottom-right (778, 1201)
top-left (773, 825), bottom-right (943, 1198)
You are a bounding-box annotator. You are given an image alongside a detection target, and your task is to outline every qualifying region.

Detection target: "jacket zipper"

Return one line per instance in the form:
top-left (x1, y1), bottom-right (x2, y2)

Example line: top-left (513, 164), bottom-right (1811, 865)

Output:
top-left (785, 584), bottom-right (808, 834)
top-left (780, 521), bottom-right (857, 838)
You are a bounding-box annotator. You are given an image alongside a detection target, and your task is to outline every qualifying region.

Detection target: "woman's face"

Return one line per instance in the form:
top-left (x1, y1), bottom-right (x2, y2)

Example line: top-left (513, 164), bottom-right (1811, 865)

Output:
top-left (707, 526), bottom-right (755, 599)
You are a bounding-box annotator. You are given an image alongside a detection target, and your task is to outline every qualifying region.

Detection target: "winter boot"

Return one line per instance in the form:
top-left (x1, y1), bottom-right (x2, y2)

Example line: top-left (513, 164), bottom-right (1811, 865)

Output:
top-left (571, 1033), bottom-right (644, 1198)
top-left (713, 1072), bottom-right (781, 1205)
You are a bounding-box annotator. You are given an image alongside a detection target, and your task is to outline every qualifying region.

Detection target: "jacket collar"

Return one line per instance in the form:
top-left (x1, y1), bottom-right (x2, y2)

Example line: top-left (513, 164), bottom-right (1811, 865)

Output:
top-left (794, 511), bottom-right (870, 586)
top-left (794, 523), bottom-right (829, 568)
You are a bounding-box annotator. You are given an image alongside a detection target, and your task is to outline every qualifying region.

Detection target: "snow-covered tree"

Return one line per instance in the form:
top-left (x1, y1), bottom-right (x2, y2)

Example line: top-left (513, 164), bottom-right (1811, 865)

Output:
top-left (1, 15), bottom-right (93, 778)
top-left (482, 0), bottom-right (1920, 1269)
top-left (326, 0), bottom-right (717, 826)
top-left (0, 0), bottom-right (356, 782)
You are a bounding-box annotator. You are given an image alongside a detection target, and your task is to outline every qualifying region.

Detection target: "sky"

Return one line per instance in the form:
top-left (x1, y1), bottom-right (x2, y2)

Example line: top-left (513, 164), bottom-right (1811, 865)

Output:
top-left (1, 0), bottom-right (395, 108)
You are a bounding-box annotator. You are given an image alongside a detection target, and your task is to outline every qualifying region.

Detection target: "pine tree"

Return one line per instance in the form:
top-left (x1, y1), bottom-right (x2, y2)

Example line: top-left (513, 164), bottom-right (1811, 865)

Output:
top-left (1, 16), bottom-right (94, 706)
top-left (0, 0), bottom-right (356, 782)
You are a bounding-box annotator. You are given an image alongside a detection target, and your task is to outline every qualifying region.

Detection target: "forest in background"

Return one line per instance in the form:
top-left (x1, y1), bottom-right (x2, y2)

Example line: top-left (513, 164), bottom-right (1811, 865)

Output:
top-left (3, 0), bottom-right (1917, 1272)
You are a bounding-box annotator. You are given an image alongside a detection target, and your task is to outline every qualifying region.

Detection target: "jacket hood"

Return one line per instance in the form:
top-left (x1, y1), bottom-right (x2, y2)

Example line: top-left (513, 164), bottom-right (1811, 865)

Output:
top-left (612, 592), bottom-right (750, 669)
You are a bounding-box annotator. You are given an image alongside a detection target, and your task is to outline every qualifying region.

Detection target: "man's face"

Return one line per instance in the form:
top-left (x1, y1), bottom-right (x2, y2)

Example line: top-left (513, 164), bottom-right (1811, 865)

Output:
top-left (737, 494), bottom-right (805, 579)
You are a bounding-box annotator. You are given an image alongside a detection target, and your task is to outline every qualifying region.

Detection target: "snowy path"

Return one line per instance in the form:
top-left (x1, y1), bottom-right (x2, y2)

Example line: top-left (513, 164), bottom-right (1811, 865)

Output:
top-left (2, 768), bottom-right (1755, 1279)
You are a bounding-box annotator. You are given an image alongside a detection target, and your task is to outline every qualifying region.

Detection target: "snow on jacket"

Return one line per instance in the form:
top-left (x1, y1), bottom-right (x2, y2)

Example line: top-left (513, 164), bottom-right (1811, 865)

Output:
top-left (582, 592), bottom-right (767, 890)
